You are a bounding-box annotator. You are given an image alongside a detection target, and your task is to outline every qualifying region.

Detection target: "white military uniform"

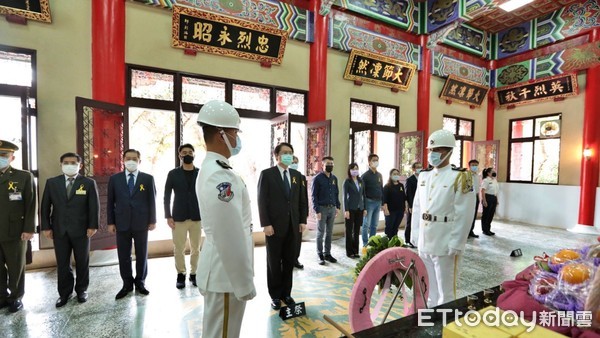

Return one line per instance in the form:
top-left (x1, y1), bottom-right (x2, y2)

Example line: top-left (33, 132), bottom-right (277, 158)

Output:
top-left (196, 151), bottom-right (255, 338)
top-left (410, 164), bottom-right (475, 307)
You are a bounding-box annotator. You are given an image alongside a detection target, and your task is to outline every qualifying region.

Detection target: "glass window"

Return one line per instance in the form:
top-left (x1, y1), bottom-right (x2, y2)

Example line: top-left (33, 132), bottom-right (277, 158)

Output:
top-left (276, 90), bottom-right (305, 116)
top-left (459, 120), bottom-right (473, 137)
top-left (353, 130), bottom-right (371, 174)
top-left (128, 107), bottom-right (176, 241)
top-left (376, 106), bottom-right (397, 127)
top-left (181, 111), bottom-right (206, 159)
top-left (131, 70), bottom-right (174, 101)
top-left (350, 102), bottom-right (373, 123)
top-left (182, 77), bottom-right (225, 104)
top-left (0, 50), bottom-right (32, 86)
top-left (443, 117), bottom-right (456, 133)
top-left (0, 95), bottom-right (23, 169)
top-left (509, 114), bottom-right (560, 184)
top-left (232, 84), bottom-right (270, 112)
top-left (443, 115), bottom-right (474, 168)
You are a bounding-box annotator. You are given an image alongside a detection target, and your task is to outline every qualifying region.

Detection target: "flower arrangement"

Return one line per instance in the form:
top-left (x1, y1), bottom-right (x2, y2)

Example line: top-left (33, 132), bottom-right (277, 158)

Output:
top-left (354, 235), bottom-right (412, 290)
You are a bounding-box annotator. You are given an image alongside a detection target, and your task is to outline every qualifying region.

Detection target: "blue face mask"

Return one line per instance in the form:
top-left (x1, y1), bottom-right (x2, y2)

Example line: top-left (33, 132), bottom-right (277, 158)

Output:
top-left (0, 156), bottom-right (9, 170)
top-left (289, 163), bottom-right (299, 170)
top-left (470, 165), bottom-right (478, 172)
top-left (222, 132), bottom-right (242, 157)
top-left (428, 149), bottom-right (452, 167)
top-left (280, 154), bottom-right (294, 166)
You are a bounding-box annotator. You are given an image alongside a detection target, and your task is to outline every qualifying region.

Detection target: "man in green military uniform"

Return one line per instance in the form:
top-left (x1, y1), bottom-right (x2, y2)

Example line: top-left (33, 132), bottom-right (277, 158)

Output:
top-left (0, 140), bottom-right (36, 313)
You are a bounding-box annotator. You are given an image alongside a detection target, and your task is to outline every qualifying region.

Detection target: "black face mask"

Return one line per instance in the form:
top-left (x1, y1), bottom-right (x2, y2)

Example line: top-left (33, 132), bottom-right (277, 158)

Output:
top-left (491, 172), bottom-right (497, 177)
top-left (182, 155), bottom-right (194, 164)
top-left (325, 165), bottom-right (334, 173)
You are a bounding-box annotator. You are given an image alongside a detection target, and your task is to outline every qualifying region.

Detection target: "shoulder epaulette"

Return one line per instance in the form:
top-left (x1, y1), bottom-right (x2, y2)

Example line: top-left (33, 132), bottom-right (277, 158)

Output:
top-left (216, 160), bottom-right (232, 169)
top-left (421, 167), bottom-right (433, 172)
top-left (452, 167), bottom-right (467, 172)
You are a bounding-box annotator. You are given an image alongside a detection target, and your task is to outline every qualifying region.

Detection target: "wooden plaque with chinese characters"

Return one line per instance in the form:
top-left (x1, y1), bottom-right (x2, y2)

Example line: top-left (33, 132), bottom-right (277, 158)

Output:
top-left (344, 49), bottom-right (417, 91)
top-left (0, 0), bottom-right (51, 22)
top-left (496, 73), bottom-right (578, 108)
top-left (439, 75), bottom-right (489, 107)
top-left (171, 5), bottom-right (288, 64)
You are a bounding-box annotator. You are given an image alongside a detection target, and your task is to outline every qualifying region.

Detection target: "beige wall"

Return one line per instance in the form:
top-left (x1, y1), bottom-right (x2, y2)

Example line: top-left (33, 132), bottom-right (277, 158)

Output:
top-left (493, 73), bottom-right (586, 186)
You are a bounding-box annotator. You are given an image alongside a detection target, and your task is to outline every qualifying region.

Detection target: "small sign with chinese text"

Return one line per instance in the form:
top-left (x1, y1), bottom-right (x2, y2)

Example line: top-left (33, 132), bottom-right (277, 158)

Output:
top-left (171, 5), bottom-right (288, 64)
top-left (496, 73), bottom-right (578, 108)
top-left (344, 49), bottom-right (417, 91)
top-left (279, 302), bottom-right (306, 320)
top-left (439, 75), bottom-right (489, 107)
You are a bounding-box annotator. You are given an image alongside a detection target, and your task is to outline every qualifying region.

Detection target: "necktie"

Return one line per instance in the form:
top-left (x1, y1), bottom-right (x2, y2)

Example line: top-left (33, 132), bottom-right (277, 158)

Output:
top-left (128, 173), bottom-right (135, 195)
top-left (66, 178), bottom-right (74, 197)
top-left (283, 170), bottom-right (291, 199)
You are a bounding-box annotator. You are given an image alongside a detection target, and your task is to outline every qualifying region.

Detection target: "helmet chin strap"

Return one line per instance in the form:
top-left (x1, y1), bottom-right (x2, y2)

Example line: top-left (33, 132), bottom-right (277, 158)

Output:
top-left (441, 149), bottom-right (453, 164)
top-left (219, 129), bottom-right (234, 155)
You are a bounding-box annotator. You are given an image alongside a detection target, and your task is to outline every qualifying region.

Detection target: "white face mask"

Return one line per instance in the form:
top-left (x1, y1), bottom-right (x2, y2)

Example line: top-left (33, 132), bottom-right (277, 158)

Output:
top-left (125, 160), bottom-right (138, 172)
top-left (62, 164), bottom-right (79, 176)
top-left (371, 161), bottom-right (379, 168)
top-left (289, 163), bottom-right (299, 170)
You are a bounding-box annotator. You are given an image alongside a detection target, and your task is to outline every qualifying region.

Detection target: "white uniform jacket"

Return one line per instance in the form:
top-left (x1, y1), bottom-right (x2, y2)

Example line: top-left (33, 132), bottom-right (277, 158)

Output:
top-left (196, 152), bottom-right (255, 299)
top-left (411, 165), bottom-right (476, 256)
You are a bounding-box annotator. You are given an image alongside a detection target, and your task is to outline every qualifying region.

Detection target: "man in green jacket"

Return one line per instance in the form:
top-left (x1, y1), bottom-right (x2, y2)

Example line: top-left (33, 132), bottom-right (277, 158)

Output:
top-left (0, 140), bottom-right (36, 313)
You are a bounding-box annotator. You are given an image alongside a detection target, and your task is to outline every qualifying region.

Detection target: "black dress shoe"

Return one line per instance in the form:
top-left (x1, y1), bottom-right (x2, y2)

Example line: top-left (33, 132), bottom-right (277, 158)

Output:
top-left (283, 296), bottom-right (295, 305)
top-left (176, 273), bottom-right (185, 289)
top-left (271, 299), bottom-right (281, 310)
top-left (468, 233), bottom-right (479, 238)
top-left (77, 292), bottom-right (88, 303)
top-left (55, 294), bottom-right (72, 308)
top-left (324, 254), bottom-right (337, 263)
top-left (483, 231), bottom-right (496, 236)
top-left (8, 300), bottom-right (23, 313)
top-left (189, 274), bottom-right (197, 287)
top-left (0, 300), bottom-right (9, 309)
top-left (115, 287), bottom-right (133, 300)
top-left (294, 261), bottom-right (304, 269)
top-left (135, 284), bottom-right (150, 295)
top-left (353, 254), bottom-right (361, 258)
top-left (317, 254), bottom-right (325, 265)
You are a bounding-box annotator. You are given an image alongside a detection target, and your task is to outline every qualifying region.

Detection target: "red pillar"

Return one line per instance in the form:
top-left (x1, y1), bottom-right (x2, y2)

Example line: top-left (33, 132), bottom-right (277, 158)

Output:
top-left (308, 0), bottom-right (328, 122)
top-left (486, 60), bottom-right (497, 141)
top-left (578, 29), bottom-right (600, 227)
top-left (418, 35), bottom-right (431, 164)
top-left (92, 0), bottom-right (125, 105)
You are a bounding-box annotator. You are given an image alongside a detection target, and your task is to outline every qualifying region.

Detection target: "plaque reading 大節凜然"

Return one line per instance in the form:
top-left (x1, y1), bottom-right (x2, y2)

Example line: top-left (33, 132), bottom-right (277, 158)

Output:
top-left (171, 5), bottom-right (288, 65)
top-left (344, 49), bottom-right (417, 91)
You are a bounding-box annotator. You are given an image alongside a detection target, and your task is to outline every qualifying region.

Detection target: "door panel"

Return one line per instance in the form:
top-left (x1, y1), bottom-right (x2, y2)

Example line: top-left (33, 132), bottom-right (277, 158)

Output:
top-left (305, 120), bottom-right (331, 230)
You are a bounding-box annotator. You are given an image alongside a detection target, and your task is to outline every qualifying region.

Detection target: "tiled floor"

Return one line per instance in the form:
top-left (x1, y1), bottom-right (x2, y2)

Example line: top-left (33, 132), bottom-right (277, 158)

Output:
top-left (1, 220), bottom-right (597, 338)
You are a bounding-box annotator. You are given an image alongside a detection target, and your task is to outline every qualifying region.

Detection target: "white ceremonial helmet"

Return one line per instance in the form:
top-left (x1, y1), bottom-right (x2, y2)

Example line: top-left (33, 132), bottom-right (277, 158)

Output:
top-left (197, 100), bottom-right (241, 130)
top-left (427, 129), bottom-right (456, 149)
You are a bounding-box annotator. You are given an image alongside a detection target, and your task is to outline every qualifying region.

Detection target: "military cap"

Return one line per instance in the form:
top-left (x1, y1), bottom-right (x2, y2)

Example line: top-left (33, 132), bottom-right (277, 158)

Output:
top-left (0, 140), bottom-right (19, 152)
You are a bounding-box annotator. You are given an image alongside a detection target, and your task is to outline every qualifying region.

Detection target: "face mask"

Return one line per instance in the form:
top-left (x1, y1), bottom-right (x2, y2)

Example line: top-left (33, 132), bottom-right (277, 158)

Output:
top-left (289, 163), bottom-right (299, 170)
top-left (62, 164), bottom-right (79, 176)
top-left (492, 172), bottom-right (497, 178)
top-left (470, 165), bottom-right (478, 172)
top-left (428, 149), bottom-right (452, 168)
top-left (0, 157), bottom-right (9, 170)
top-left (350, 169), bottom-right (359, 177)
top-left (280, 154), bottom-right (294, 166)
top-left (415, 169), bottom-right (422, 175)
top-left (371, 161), bottom-right (379, 168)
top-left (182, 155), bottom-right (194, 165)
top-left (222, 132), bottom-right (242, 157)
top-left (325, 165), bottom-right (334, 173)
top-left (125, 160), bottom-right (138, 172)
top-left (392, 175), bottom-right (400, 181)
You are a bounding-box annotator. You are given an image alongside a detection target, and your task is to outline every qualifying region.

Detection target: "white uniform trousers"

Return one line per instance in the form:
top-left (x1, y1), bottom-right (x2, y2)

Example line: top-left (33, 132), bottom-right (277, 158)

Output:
top-left (421, 253), bottom-right (462, 307)
top-left (203, 292), bottom-right (246, 338)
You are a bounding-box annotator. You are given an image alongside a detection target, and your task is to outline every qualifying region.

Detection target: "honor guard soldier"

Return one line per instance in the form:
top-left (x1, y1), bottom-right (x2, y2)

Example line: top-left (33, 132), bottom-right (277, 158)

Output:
top-left (411, 130), bottom-right (476, 307)
top-left (196, 100), bottom-right (256, 338)
top-left (0, 140), bottom-right (36, 313)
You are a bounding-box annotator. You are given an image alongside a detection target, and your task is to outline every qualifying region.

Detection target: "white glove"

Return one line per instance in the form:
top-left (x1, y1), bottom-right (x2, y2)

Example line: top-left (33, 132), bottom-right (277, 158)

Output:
top-left (238, 289), bottom-right (256, 301)
top-left (448, 248), bottom-right (462, 256)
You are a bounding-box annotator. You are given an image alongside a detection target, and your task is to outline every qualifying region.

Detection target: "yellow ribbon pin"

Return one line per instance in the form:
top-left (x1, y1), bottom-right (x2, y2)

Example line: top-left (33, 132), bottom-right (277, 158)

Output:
top-left (140, 184), bottom-right (145, 191)
top-left (8, 181), bottom-right (16, 191)
top-left (292, 177), bottom-right (297, 184)
top-left (77, 184), bottom-right (85, 191)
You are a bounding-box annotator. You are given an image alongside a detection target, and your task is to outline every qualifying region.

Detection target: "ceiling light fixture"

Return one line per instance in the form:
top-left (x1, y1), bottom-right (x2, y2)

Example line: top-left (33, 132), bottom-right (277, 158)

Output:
top-left (499, 0), bottom-right (534, 12)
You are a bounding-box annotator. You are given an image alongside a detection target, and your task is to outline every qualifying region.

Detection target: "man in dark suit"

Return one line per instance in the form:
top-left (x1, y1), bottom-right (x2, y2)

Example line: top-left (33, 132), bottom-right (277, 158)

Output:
top-left (290, 156), bottom-right (308, 269)
top-left (41, 152), bottom-right (100, 307)
top-left (107, 149), bottom-right (156, 300)
top-left (258, 143), bottom-right (308, 311)
top-left (404, 161), bottom-right (421, 248)
top-left (0, 140), bottom-right (35, 313)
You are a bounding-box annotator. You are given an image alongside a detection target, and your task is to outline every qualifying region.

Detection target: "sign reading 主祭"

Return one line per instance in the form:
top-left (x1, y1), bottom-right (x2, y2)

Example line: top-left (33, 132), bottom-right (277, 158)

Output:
top-left (439, 75), bottom-right (489, 107)
top-left (344, 49), bottom-right (417, 91)
top-left (279, 302), bottom-right (306, 320)
top-left (171, 5), bottom-right (288, 65)
top-left (0, 0), bottom-right (51, 22)
top-left (496, 73), bottom-right (578, 108)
